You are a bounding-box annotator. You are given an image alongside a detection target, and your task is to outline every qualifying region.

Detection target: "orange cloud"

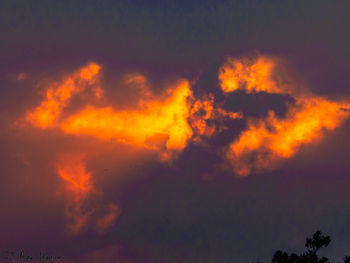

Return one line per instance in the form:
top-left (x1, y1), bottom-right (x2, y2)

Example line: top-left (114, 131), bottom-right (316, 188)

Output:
top-left (16, 63), bottom-right (197, 234)
top-left (123, 73), bottom-right (151, 98)
top-left (219, 56), bottom-right (283, 94)
top-left (20, 63), bottom-right (193, 155)
top-left (15, 57), bottom-right (350, 237)
top-left (96, 203), bottom-right (121, 233)
top-left (56, 153), bottom-right (96, 235)
top-left (24, 63), bottom-right (101, 128)
top-left (228, 98), bottom-right (350, 176)
top-left (189, 94), bottom-right (243, 138)
top-left (220, 55), bottom-right (350, 176)
top-left (61, 80), bottom-right (193, 152)
top-left (57, 154), bottom-right (122, 235)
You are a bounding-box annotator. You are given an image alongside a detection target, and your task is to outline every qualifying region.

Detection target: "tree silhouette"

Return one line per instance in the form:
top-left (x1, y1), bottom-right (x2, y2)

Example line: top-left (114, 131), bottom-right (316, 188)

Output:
top-left (254, 231), bottom-right (349, 263)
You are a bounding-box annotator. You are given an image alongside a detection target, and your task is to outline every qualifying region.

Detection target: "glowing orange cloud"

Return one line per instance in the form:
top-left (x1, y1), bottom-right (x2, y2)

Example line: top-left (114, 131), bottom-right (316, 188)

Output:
top-left (190, 95), bottom-right (216, 137)
top-left (228, 98), bottom-right (350, 176)
top-left (17, 63), bottom-right (197, 234)
top-left (56, 153), bottom-right (95, 235)
top-left (220, 55), bottom-right (350, 176)
top-left (17, 57), bottom-right (349, 238)
top-left (56, 154), bottom-right (122, 235)
top-left (189, 94), bottom-right (243, 138)
top-left (25, 63), bottom-right (101, 128)
top-left (56, 154), bottom-right (93, 195)
top-left (61, 80), bottom-right (193, 151)
top-left (218, 56), bottom-right (286, 94)
top-left (21, 63), bottom-right (193, 154)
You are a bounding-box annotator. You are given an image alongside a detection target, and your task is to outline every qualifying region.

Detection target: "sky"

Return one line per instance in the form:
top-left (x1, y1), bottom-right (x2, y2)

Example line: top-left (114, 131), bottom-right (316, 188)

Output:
top-left (0, 1), bottom-right (350, 262)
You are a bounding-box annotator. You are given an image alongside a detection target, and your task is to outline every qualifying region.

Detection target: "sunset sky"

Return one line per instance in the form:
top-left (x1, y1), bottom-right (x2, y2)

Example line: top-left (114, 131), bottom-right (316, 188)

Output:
top-left (1, 1), bottom-right (350, 262)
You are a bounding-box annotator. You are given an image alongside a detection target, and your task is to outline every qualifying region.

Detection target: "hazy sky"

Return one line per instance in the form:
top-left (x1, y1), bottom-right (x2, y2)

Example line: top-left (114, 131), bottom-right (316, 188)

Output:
top-left (0, 1), bottom-right (349, 262)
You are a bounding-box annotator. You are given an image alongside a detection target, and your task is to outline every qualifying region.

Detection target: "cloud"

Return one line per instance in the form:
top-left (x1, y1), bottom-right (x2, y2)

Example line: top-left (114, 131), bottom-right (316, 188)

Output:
top-left (219, 55), bottom-right (350, 176)
top-left (20, 63), bottom-right (101, 128)
top-left (8, 54), bottom-right (350, 240)
top-left (56, 153), bottom-right (97, 235)
top-left (12, 62), bottom-right (197, 235)
top-left (95, 203), bottom-right (121, 233)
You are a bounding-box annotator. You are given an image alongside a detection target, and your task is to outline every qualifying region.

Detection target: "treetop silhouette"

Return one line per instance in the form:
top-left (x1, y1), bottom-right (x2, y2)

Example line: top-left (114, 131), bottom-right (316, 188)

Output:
top-left (255, 230), bottom-right (349, 263)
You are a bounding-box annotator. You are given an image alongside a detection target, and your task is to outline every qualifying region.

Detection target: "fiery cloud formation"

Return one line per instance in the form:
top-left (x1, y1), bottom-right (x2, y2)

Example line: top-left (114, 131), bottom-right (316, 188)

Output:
top-left (21, 63), bottom-right (193, 153)
top-left (57, 154), bottom-right (93, 195)
top-left (227, 98), bottom-right (350, 176)
top-left (219, 56), bottom-right (283, 94)
top-left (56, 153), bottom-right (96, 235)
top-left (61, 80), bottom-right (193, 152)
top-left (57, 153), bottom-right (122, 235)
top-left (220, 55), bottom-right (350, 176)
top-left (16, 62), bottom-right (196, 234)
top-left (25, 63), bottom-right (101, 128)
top-left (14, 56), bottom-right (350, 236)
top-left (190, 94), bottom-right (243, 138)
